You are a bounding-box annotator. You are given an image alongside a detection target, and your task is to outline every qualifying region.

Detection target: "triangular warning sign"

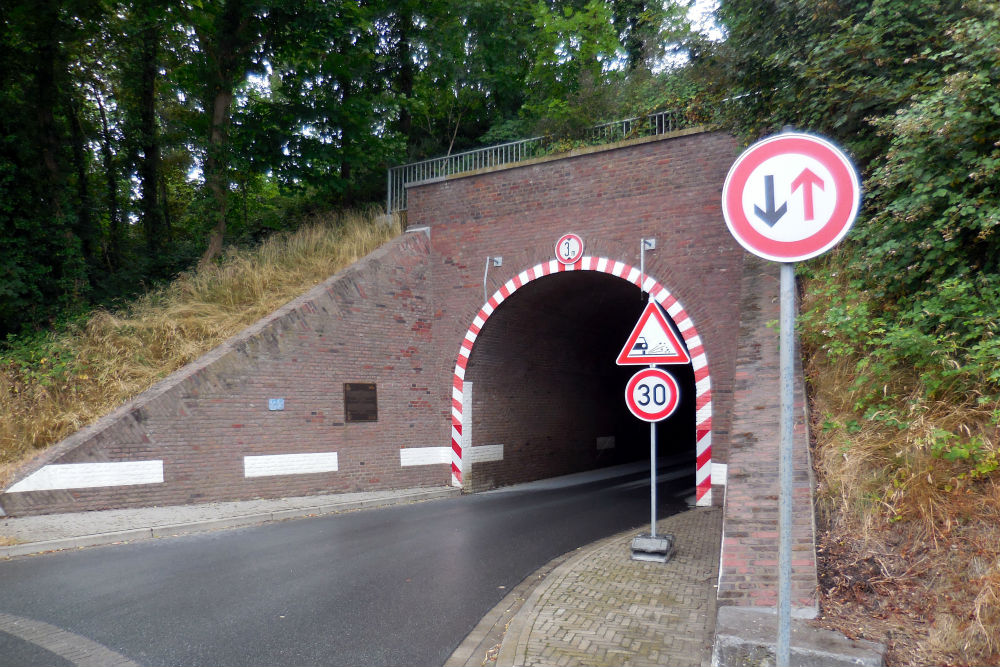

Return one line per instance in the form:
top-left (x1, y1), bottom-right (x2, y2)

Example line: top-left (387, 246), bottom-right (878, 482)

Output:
top-left (617, 300), bottom-right (691, 365)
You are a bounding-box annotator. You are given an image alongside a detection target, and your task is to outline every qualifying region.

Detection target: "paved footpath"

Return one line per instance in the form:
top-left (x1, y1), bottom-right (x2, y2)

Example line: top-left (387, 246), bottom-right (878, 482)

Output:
top-left (450, 506), bottom-right (723, 667)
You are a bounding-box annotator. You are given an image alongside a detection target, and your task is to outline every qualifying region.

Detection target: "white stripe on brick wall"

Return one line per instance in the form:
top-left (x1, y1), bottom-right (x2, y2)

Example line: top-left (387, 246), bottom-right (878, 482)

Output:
top-left (8, 461), bottom-right (164, 492)
top-left (243, 452), bottom-right (338, 478)
top-left (401, 445), bottom-right (505, 466)
top-left (401, 447), bottom-right (452, 466)
top-left (467, 444), bottom-right (504, 463)
top-left (712, 462), bottom-right (728, 486)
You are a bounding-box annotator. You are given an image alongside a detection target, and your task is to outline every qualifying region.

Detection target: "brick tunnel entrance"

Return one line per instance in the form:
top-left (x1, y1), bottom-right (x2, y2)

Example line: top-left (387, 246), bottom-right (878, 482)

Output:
top-left (452, 259), bottom-right (707, 501)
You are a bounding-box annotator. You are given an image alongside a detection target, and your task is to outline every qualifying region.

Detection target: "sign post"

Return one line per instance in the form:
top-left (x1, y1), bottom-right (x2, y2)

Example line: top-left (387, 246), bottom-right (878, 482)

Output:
top-left (624, 367), bottom-right (680, 544)
top-left (722, 131), bottom-right (860, 667)
top-left (619, 297), bottom-right (689, 562)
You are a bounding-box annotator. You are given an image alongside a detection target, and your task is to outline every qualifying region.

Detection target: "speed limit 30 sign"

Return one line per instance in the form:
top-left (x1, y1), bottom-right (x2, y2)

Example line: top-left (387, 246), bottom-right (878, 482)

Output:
top-left (625, 368), bottom-right (680, 422)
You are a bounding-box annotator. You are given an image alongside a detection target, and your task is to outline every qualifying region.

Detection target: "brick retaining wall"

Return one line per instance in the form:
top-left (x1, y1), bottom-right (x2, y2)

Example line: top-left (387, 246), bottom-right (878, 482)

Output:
top-left (718, 254), bottom-right (818, 613)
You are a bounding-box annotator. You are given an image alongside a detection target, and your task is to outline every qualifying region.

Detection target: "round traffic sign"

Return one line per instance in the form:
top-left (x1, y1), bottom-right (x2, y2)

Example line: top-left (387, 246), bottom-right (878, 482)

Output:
top-left (555, 233), bottom-right (584, 265)
top-left (722, 132), bottom-right (861, 262)
top-left (625, 368), bottom-right (680, 422)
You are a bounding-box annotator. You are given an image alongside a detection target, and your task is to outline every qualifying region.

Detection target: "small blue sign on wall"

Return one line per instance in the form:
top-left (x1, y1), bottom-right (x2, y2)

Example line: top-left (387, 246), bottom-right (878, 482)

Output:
top-left (268, 398), bottom-right (285, 411)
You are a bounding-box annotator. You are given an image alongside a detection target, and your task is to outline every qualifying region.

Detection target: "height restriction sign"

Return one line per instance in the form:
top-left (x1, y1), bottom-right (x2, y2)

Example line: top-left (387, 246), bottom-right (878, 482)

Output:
top-left (722, 132), bottom-right (861, 263)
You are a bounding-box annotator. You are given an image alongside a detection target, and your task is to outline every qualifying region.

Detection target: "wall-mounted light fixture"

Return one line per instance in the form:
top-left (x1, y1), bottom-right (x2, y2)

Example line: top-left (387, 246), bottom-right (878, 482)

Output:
top-left (640, 238), bottom-right (656, 299)
top-left (484, 256), bottom-right (503, 302)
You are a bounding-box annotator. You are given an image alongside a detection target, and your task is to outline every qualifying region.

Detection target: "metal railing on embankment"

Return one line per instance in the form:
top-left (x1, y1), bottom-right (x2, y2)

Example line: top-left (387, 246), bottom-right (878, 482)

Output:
top-left (386, 108), bottom-right (697, 214)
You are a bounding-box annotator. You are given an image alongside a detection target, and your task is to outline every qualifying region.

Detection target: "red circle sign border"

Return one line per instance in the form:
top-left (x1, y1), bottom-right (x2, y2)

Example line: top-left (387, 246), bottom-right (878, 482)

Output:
top-left (554, 233), bottom-right (584, 265)
top-left (722, 133), bottom-right (860, 263)
top-left (625, 368), bottom-right (681, 422)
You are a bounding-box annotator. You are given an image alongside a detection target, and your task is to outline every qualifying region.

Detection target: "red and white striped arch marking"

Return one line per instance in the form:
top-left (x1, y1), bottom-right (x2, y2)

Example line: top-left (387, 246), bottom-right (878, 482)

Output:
top-left (450, 256), bottom-right (714, 506)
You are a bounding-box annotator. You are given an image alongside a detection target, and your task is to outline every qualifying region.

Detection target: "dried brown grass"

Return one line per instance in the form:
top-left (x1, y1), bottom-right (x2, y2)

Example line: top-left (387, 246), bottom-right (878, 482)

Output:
top-left (0, 208), bottom-right (402, 485)
top-left (807, 350), bottom-right (1000, 665)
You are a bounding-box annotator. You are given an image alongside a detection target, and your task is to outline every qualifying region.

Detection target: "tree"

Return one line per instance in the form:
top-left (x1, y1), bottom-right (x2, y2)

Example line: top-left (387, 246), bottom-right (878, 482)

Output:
top-left (0, 0), bottom-right (96, 333)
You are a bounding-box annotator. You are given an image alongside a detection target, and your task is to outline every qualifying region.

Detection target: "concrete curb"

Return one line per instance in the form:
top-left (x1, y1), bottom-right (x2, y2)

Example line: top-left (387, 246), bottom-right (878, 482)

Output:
top-left (712, 607), bottom-right (885, 667)
top-left (0, 487), bottom-right (459, 558)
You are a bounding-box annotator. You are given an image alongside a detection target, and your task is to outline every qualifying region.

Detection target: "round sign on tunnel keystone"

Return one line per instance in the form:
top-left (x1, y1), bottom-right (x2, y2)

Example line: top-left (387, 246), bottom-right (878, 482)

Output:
top-left (555, 233), bottom-right (584, 264)
top-left (722, 132), bottom-right (861, 263)
top-left (625, 368), bottom-right (680, 422)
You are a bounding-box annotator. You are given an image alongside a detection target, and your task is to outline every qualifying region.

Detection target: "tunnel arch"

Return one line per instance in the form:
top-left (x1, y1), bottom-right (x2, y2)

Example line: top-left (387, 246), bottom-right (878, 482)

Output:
top-left (451, 256), bottom-right (713, 506)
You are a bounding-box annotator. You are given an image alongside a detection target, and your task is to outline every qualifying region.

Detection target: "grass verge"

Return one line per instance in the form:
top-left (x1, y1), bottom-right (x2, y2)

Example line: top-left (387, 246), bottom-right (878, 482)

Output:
top-left (0, 207), bottom-right (402, 486)
top-left (802, 273), bottom-right (1000, 666)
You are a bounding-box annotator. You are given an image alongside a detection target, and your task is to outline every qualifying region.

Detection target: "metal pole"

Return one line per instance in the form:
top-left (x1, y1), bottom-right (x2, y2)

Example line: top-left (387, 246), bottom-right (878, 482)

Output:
top-left (650, 417), bottom-right (657, 538)
top-left (483, 257), bottom-right (492, 304)
top-left (640, 240), bottom-right (646, 299)
top-left (777, 262), bottom-right (796, 666)
top-left (386, 168), bottom-right (392, 216)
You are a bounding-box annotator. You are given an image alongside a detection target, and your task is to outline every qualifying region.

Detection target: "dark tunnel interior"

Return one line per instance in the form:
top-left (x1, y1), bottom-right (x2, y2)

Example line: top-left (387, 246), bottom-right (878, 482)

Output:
top-left (463, 270), bottom-right (697, 492)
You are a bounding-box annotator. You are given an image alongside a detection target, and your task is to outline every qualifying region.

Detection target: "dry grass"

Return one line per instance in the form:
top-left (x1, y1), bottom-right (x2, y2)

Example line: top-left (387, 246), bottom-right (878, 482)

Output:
top-left (0, 208), bottom-right (402, 485)
top-left (807, 350), bottom-right (1000, 666)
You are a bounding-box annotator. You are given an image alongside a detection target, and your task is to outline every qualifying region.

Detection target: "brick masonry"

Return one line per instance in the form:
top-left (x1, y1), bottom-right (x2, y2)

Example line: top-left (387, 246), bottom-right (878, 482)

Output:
top-left (1, 128), bottom-right (746, 517)
top-left (718, 253), bottom-right (818, 613)
top-left (0, 231), bottom-right (444, 515)
top-left (408, 130), bottom-right (746, 492)
top-left (0, 127), bottom-right (818, 611)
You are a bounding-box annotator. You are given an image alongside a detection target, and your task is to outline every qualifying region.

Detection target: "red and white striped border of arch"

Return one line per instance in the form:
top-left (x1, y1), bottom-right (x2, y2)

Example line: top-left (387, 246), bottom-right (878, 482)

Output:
top-left (450, 256), bottom-right (713, 507)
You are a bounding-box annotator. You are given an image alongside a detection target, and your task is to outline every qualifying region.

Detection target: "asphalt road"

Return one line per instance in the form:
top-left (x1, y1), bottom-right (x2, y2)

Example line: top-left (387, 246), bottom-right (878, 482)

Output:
top-left (0, 463), bottom-right (692, 667)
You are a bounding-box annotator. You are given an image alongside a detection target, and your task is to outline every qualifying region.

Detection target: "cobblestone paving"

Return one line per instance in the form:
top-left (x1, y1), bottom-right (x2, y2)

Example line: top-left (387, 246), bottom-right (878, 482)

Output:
top-left (499, 506), bottom-right (722, 667)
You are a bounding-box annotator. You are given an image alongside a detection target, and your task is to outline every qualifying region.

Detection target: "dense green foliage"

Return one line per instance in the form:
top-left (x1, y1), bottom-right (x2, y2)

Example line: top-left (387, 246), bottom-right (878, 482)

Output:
top-left (8, 0), bottom-right (997, 430)
top-left (700, 0), bottom-right (1000, 405)
top-left (0, 0), bottom-right (699, 338)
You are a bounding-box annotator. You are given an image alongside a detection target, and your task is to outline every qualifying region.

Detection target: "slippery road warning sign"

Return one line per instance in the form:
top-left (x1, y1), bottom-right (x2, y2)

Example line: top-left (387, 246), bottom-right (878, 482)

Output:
top-left (722, 132), bottom-right (861, 263)
top-left (617, 300), bottom-right (690, 366)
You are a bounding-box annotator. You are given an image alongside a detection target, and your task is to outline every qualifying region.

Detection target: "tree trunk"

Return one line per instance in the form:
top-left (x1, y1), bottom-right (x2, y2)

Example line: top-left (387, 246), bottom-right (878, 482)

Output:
top-left (199, 87), bottom-right (235, 268)
top-left (196, 0), bottom-right (254, 268)
top-left (138, 24), bottom-right (164, 264)
top-left (65, 93), bottom-right (97, 271)
top-left (94, 89), bottom-right (122, 269)
top-left (394, 4), bottom-right (414, 152)
top-left (34, 0), bottom-right (63, 218)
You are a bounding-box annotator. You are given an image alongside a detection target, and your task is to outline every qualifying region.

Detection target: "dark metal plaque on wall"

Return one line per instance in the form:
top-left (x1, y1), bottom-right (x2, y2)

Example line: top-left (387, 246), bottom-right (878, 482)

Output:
top-left (344, 383), bottom-right (378, 422)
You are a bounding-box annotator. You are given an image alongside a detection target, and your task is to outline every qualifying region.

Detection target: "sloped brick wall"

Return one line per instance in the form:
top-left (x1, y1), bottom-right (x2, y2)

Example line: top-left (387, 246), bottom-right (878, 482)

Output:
top-left (1, 231), bottom-right (443, 515)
